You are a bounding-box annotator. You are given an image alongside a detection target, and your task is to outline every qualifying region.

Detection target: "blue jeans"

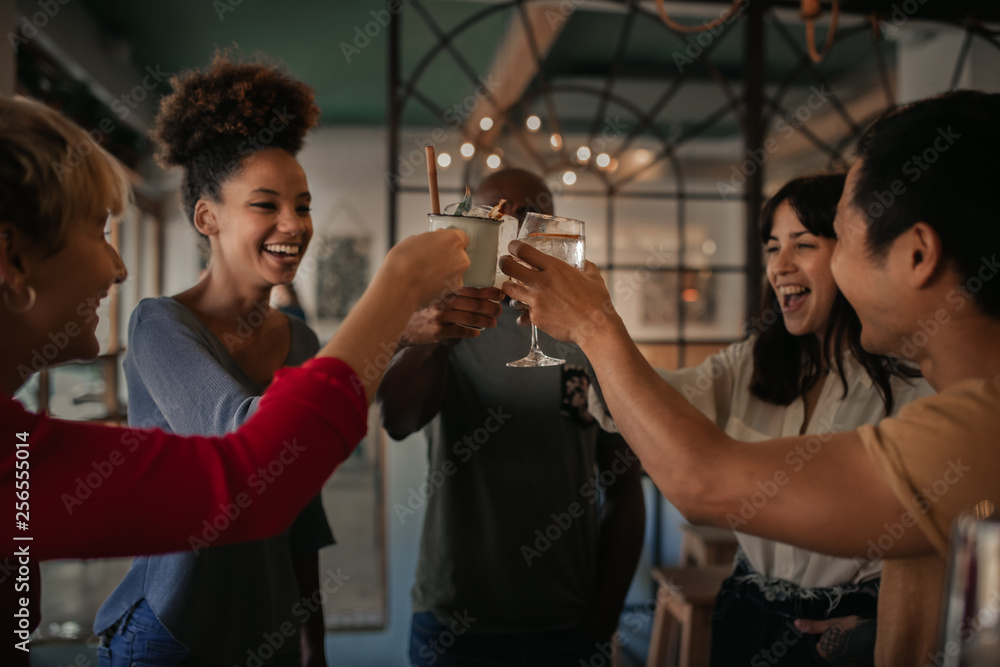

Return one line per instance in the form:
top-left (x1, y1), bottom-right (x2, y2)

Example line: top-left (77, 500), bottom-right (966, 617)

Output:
top-left (98, 599), bottom-right (300, 667)
top-left (408, 612), bottom-right (613, 667)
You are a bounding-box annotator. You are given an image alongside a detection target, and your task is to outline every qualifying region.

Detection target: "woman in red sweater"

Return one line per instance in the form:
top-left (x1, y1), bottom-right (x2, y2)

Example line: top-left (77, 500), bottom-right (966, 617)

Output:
top-left (0, 95), bottom-right (469, 561)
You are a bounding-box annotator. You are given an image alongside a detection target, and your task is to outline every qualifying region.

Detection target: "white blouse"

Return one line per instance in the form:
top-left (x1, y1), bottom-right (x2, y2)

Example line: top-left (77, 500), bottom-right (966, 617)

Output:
top-left (589, 339), bottom-right (935, 589)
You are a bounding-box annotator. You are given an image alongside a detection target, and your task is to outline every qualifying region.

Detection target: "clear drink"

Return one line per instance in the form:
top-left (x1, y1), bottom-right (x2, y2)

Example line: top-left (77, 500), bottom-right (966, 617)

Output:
top-left (525, 233), bottom-right (585, 269)
top-left (507, 213), bottom-right (586, 368)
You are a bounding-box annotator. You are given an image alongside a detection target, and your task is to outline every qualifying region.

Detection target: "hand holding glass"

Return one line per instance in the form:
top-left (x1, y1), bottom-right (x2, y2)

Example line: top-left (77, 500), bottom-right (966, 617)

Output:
top-left (428, 203), bottom-right (516, 288)
top-left (507, 213), bottom-right (585, 367)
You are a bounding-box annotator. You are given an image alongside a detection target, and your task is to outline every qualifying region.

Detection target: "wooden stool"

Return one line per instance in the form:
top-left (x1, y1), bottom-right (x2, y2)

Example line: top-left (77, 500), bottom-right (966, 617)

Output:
top-left (679, 524), bottom-right (738, 568)
top-left (646, 566), bottom-right (730, 667)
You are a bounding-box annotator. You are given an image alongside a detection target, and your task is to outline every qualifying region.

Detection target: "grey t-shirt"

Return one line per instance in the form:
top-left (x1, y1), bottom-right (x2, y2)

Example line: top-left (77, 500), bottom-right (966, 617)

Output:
top-left (94, 297), bottom-right (334, 663)
top-left (410, 301), bottom-right (601, 634)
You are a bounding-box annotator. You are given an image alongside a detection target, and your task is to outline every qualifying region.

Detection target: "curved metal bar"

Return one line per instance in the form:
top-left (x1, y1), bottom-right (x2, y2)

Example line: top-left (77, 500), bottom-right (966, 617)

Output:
top-left (538, 83), bottom-right (671, 145)
top-left (769, 19), bottom-right (868, 116)
top-left (702, 55), bottom-right (746, 129)
top-left (616, 99), bottom-right (736, 188)
top-left (769, 11), bottom-right (863, 136)
top-left (612, 3), bottom-right (742, 161)
top-left (764, 97), bottom-right (843, 161)
top-left (588, 1), bottom-right (639, 146)
top-left (402, 0), bottom-right (514, 97)
top-left (403, 0), bottom-right (550, 178)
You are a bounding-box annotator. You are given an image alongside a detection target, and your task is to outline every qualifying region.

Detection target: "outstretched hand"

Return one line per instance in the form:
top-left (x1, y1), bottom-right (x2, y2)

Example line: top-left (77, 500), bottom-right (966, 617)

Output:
top-left (499, 240), bottom-right (618, 345)
top-left (384, 229), bottom-right (471, 309)
top-left (400, 286), bottom-right (503, 346)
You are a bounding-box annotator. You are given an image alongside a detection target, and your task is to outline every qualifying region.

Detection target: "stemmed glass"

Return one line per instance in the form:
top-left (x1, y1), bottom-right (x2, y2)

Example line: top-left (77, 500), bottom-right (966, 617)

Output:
top-left (507, 212), bottom-right (585, 368)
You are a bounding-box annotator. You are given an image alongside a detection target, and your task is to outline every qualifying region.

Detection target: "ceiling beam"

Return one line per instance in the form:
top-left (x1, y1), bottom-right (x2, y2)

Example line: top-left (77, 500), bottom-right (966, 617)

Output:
top-left (469, 1), bottom-right (576, 145)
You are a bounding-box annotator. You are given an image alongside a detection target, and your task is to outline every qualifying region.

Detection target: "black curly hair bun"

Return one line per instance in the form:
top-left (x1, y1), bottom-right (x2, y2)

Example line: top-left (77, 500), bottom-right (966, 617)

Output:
top-left (152, 49), bottom-right (320, 168)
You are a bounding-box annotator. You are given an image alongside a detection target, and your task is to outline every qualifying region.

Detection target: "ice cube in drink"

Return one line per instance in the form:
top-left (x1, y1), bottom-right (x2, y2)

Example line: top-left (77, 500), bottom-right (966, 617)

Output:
top-left (525, 232), bottom-right (585, 269)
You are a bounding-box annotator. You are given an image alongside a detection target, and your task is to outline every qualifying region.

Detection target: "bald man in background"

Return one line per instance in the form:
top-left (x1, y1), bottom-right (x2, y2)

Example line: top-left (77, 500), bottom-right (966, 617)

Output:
top-left (378, 168), bottom-right (645, 666)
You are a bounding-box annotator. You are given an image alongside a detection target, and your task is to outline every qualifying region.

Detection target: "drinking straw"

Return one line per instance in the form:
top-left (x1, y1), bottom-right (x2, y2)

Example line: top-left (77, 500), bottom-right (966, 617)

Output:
top-left (425, 145), bottom-right (441, 215)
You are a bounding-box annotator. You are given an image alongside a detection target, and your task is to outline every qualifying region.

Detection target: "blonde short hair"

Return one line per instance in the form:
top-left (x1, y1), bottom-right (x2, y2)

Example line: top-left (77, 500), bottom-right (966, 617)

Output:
top-left (0, 96), bottom-right (130, 256)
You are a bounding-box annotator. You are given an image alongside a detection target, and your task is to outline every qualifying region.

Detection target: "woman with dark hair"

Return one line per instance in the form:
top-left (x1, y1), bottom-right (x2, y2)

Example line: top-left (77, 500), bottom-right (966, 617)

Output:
top-left (749, 174), bottom-right (918, 416)
top-left (92, 53), bottom-right (400, 667)
top-left (590, 174), bottom-right (932, 665)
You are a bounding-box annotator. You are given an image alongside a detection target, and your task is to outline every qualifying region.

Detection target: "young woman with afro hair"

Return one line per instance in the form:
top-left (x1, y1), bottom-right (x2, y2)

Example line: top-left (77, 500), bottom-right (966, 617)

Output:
top-left (96, 52), bottom-right (351, 667)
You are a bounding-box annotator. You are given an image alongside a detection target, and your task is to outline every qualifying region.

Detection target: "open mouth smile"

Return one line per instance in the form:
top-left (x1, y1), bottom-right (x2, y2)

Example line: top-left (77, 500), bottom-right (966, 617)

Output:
top-left (262, 243), bottom-right (302, 263)
top-left (777, 284), bottom-right (810, 312)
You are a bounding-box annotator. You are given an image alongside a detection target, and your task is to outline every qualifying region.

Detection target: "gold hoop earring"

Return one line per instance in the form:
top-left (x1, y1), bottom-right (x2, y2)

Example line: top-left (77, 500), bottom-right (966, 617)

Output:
top-left (3, 284), bottom-right (36, 313)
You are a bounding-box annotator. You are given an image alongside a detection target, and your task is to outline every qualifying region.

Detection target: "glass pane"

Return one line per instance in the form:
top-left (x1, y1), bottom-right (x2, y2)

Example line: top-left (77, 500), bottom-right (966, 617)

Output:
top-left (554, 194), bottom-right (608, 267)
top-left (682, 271), bottom-right (747, 341)
top-left (683, 200), bottom-right (746, 267)
top-left (614, 146), bottom-right (682, 196)
top-left (613, 270), bottom-right (746, 343)
top-left (607, 269), bottom-right (679, 343)
top-left (611, 197), bottom-right (680, 268)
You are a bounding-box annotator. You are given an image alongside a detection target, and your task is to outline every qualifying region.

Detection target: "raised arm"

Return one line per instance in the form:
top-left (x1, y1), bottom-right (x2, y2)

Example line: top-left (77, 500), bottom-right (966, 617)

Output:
top-left (18, 357), bottom-right (364, 561)
top-left (500, 242), bottom-right (934, 560)
top-left (377, 286), bottom-right (502, 439)
top-left (6, 229), bottom-right (470, 561)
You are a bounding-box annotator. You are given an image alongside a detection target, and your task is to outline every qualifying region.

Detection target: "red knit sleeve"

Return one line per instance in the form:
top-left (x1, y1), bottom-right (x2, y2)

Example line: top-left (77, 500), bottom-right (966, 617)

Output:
top-left (0, 357), bottom-right (367, 561)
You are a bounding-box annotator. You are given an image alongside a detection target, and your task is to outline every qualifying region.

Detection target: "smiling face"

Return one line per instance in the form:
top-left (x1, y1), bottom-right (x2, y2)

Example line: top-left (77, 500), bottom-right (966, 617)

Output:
top-left (830, 160), bottom-right (900, 356)
top-left (205, 148), bottom-right (312, 286)
top-left (766, 201), bottom-right (839, 340)
top-left (23, 214), bottom-right (127, 362)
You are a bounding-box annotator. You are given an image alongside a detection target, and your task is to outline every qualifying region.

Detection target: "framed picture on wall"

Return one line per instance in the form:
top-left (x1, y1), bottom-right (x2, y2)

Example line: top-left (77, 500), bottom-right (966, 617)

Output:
top-left (313, 234), bottom-right (372, 320)
top-left (641, 269), bottom-right (717, 326)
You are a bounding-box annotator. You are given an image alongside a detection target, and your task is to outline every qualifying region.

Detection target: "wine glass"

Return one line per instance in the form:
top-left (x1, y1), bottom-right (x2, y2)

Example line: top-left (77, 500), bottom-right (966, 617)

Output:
top-left (507, 212), bottom-right (585, 368)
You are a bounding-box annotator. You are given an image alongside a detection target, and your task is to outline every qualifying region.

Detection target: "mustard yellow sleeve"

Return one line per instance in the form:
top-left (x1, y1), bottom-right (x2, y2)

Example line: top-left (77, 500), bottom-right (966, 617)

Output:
top-left (858, 377), bottom-right (1000, 558)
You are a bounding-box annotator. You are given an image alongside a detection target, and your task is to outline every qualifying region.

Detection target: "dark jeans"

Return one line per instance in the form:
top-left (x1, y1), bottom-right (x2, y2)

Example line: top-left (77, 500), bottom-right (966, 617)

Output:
top-left (408, 612), bottom-right (614, 667)
top-left (709, 560), bottom-right (879, 667)
top-left (98, 599), bottom-right (300, 667)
